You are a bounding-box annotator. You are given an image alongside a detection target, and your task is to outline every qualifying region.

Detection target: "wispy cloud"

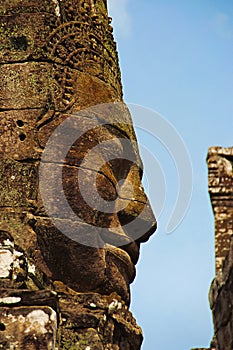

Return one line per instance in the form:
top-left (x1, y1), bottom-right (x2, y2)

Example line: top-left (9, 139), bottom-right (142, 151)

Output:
top-left (212, 12), bottom-right (233, 39)
top-left (107, 0), bottom-right (131, 39)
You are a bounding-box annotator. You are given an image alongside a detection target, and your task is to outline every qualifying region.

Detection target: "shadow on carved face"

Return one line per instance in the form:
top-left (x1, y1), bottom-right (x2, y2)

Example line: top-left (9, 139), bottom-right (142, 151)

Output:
top-left (37, 112), bottom-right (157, 304)
top-left (62, 123), bottom-right (157, 260)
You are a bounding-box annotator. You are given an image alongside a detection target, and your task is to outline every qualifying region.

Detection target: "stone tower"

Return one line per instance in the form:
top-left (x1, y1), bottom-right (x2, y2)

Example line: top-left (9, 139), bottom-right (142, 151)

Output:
top-left (207, 147), bottom-right (233, 273)
top-left (0, 1), bottom-right (157, 348)
top-left (191, 146), bottom-right (233, 350)
top-left (207, 146), bottom-right (233, 350)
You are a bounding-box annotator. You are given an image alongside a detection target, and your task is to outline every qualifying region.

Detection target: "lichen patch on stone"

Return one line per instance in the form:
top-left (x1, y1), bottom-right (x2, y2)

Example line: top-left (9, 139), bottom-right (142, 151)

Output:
top-left (8, 342), bottom-right (19, 350)
top-left (1, 239), bottom-right (14, 248)
top-left (0, 297), bottom-right (21, 304)
top-left (108, 299), bottom-right (122, 312)
top-left (49, 309), bottom-right (57, 323)
top-left (89, 302), bottom-right (96, 308)
top-left (0, 250), bottom-right (14, 278)
top-left (52, 0), bottom-right (60, 17)
top-left (25, 310), bottom-right (49, 334)
top-left (28, 263), bottom-right (36, 274)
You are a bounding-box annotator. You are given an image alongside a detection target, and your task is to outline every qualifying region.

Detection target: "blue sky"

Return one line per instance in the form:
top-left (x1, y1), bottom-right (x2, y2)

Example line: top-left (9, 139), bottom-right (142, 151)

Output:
top-left (108, 1), bottom-right (233, 349)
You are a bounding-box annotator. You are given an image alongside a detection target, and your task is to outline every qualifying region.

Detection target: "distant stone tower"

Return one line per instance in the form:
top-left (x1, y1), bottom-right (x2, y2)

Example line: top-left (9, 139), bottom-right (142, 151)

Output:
top-left (0, 0), bottom-right (156, 348)
top-left (207, 146), bottom-right (233, 350)
top-left (191, 146), bottom-right (233, 350)
top-left (207, 147), bottom-right (233, 274)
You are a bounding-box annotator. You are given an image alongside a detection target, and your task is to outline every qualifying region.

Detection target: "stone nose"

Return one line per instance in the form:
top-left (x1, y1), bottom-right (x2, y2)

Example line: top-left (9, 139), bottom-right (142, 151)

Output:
top-left (97, 160), bottom-right (157, 266)
top-left (117, 186), bottom-right (157, 245)
top-left (114, 163), bottom-right (157, 244)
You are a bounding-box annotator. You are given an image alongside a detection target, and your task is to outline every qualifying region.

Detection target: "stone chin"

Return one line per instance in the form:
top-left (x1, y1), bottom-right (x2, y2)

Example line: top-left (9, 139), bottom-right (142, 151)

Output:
top-left (34, 202), bottom-right (156, 305)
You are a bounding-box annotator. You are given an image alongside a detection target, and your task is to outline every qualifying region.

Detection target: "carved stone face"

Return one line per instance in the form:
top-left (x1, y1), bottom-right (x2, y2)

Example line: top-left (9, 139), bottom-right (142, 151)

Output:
top-left (0, 0), bottom-right (156, 304)
top-left (37, 103), bottom-right (157, 303)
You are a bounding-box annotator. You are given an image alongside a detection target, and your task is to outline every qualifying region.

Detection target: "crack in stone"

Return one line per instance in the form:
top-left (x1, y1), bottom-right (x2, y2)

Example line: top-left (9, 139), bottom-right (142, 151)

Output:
top-left (39, 160), bottom-right (147, 205)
